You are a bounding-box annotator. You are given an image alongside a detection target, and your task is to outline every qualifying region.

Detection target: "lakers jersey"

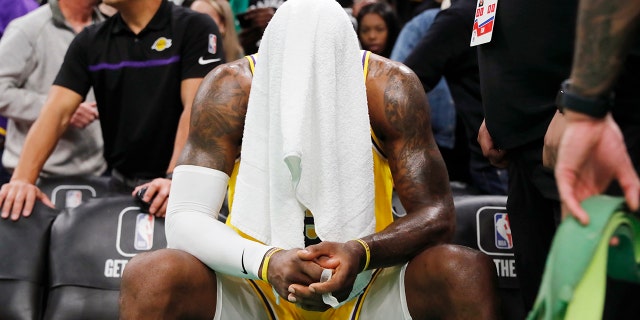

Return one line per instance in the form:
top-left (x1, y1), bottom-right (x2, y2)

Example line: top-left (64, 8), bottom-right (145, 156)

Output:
top-left (226, 51), bottom-right (394, 245)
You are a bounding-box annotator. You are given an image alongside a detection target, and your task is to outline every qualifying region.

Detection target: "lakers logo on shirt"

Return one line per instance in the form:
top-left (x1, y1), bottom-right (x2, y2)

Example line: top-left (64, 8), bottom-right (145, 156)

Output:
top-left (151, 37), bottom-right (172, 51)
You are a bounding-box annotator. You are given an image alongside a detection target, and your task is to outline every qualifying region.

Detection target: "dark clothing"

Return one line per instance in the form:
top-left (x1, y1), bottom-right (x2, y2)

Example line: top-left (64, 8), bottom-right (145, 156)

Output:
top-left (478, 0), bottom-right (578, 150)
top-left (478, 0), bottom-right (640, 312)
top-left (403, 0), bottom-right (507, 195)
top-left (505, 140), bottom-right (560, 311)
top-left (54, 0), bottom-right (224, 180)
top-left (404, 0), bottom-right (480, 114)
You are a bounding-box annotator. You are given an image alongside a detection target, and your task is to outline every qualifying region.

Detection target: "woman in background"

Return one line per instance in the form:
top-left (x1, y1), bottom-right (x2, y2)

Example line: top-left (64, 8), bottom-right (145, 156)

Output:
top-left (356, 1), bottom-right (400, 58)
top-left (190, 0), bottom-right (244, 62)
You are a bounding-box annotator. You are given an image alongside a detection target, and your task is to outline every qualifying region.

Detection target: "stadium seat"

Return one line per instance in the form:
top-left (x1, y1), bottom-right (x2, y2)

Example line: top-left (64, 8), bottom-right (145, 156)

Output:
top-left (0, 202), bottom-right (59, 320)
top-left (36, 175), bottom-right (112, 210)
top-left (453, 195), bottom-right (525, 320)
top-left (43, 196), bottom-right (166, 319)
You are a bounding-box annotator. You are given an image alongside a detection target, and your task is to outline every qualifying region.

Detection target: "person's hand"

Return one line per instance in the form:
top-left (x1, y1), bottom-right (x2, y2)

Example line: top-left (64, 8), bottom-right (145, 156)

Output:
top-left (555, 111), bottom-right (640, 224)
top-left (542, 110), bottom-right (567, 168)
top-left (477, 119), bottom-right (509, 168)
top-left (266, 248), bottom-right (327, 311)
top-left (0, 180), bottom-right (54, 220)
top-left (131, 178), bottom-right (171, 217)
top-left (293, 241), bottom-right (364, 306)
top-left (69, 102), bottom-right (99, 129)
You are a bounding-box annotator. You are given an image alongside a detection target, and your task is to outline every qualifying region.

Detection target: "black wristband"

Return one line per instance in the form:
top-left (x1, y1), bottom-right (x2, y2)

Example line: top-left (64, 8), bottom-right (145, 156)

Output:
top-left (555, 80), bottom-right (612, 118)
top-left (165, 172), bottom-right (173, 180)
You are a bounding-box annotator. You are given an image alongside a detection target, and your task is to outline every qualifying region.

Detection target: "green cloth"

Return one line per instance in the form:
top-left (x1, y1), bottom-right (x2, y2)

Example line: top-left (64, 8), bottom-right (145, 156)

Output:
top-left (527, 195), bottom-right (640, 320)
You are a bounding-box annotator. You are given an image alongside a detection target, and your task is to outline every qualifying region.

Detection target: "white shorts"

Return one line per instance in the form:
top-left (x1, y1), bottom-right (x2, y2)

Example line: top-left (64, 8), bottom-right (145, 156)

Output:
top-left (213, 264), bottom-right (412, 320)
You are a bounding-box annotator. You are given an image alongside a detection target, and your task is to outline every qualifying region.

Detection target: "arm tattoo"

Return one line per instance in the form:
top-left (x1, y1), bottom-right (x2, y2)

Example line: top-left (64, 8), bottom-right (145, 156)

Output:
top-left (180, 66), bottom-right (250, 172)
top-left (382, 66), bottom-right (444, 209)
top-left (571, 0), bottom-right (640, 95)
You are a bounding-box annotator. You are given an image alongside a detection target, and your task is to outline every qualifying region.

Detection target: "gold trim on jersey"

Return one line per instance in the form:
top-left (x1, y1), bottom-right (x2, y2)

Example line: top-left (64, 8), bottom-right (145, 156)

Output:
top-left (244, 270), bottom-right (381, 320)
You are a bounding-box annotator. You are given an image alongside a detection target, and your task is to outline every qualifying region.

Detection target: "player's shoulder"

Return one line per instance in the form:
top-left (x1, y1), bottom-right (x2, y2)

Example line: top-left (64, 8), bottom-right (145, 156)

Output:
top-left (367, 53), bottom-right (419, 83)
top-left (201, 56), bottom-right (253, 91)
top-left (211, 56), bottom-right (252, 78)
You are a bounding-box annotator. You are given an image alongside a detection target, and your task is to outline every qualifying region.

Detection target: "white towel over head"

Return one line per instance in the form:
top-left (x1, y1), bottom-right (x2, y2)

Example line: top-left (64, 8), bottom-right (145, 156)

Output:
top-left (229, 0), bottom-right (375, 250)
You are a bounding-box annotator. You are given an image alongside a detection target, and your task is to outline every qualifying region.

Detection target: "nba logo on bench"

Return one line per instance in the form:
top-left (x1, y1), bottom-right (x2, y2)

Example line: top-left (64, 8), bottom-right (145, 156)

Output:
top-left (494, 213), bottom-right (513, 249)
top-left (134, 213), bottom-right (155, 250)
top-left (117, 206), bottom-right (165, 257)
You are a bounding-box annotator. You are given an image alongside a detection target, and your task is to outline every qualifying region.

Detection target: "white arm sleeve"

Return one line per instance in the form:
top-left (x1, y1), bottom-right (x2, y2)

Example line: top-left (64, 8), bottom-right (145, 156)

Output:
top-left (165, 165), bottom-right (272, 279)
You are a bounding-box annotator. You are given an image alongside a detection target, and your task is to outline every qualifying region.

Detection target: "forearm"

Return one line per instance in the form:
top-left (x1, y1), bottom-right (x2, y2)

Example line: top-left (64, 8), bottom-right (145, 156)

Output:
top-left (569, 0), bottom-right (640, 96)
top-left (362, 199), bottom-right (455, 270)
top-left (167, 109), bottom-right (190, 174)
top-left (166, 165), bottom-right (272, 279)
top-left (168, 78), bottom-right (202, 174)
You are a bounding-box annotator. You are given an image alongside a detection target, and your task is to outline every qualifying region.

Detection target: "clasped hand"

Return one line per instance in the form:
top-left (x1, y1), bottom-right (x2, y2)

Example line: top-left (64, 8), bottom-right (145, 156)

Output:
top-left (267, 241), bottom-right (365, 312)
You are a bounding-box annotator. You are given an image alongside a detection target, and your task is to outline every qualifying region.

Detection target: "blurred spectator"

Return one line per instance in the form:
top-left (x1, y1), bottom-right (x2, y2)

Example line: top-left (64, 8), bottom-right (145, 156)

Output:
top-left (352, 0), bottom-right (377, 17)
top-left (234, 0), bottom-right (286, 55)
top-left (356, 1), bottom-right (400, 58)
top-left (0, 0), bottom-right (38, 38)
top-left (0, 0), bottom-right (39, 185)
top-left (403, 0), bottom-right (507, 195)
top-left (191, 0), bottom-right (245, 62)
top-left (0, 0), bottom-right (107, 182)
top-left (0, 0), bottom-right (224, 220)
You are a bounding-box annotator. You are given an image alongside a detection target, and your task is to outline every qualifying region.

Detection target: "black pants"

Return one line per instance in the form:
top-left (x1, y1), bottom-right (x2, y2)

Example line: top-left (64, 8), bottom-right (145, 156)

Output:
top-left (506, 139), bottom-right (561, 313)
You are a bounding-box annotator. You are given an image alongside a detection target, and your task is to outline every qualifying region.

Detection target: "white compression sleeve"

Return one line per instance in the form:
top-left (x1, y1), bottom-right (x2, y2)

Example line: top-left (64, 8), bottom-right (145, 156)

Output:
top-left (165, 165), bottom-right (272, 279)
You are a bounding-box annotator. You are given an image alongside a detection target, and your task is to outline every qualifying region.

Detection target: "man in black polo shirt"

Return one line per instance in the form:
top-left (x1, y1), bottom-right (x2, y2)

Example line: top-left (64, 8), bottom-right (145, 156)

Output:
top-left (0, 0), bottom-right (224, 219)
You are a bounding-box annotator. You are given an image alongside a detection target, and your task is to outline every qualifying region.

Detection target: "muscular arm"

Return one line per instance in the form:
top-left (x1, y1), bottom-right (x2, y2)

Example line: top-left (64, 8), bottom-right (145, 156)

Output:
top-left (167, 60), bottom-right (324, 289)
top-left (365, 56), bottom-right (455, 269)
top-left (177, 60), bottom-right (251, 171)
top-left (568, 0), bottom-right (640, 96)
top-left (297, 56), bottom-right (456, 305)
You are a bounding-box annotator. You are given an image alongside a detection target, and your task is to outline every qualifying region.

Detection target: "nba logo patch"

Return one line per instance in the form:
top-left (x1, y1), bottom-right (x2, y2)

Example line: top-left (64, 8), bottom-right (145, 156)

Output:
top-left (134, 213), bottom-right (155, 250)
top-left (494, 213), bottom-right (513, 249)
top-left (208, 34), bottom-right (217, 54)
top-left (65, 190), bottom-right (83, 208)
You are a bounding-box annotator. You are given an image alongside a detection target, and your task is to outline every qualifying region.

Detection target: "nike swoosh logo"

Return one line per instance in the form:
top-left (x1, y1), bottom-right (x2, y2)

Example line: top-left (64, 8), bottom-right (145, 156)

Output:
top-left (198, 56), bottom-right (221, 65)
top-left (240, 249), bottom-right (248, 274)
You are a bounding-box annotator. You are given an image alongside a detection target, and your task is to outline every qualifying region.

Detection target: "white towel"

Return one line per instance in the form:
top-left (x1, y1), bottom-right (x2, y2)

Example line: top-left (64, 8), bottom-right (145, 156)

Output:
top-left (230, 0), bottom-right (375, 250)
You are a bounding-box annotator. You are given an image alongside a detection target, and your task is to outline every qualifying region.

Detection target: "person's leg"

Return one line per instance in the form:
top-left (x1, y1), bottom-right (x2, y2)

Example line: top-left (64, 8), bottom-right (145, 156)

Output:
top-left (119, 248), bottom-right (218, 319)
top-left (506, 140), bottom-right (560, 311)
top-left (404, 244), bottom-right (500, 319)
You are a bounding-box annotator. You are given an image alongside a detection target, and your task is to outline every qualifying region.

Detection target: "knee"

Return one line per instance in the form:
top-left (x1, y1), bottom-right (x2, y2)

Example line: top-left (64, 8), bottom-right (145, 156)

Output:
top-left (405, 245), bottom-right (500, 319)
top-left (409, 244), bottom-right (497, 288)
top-left (120, 249), bottom-right (217, 319)
top-left (120, 249), bottom-right (193, 309)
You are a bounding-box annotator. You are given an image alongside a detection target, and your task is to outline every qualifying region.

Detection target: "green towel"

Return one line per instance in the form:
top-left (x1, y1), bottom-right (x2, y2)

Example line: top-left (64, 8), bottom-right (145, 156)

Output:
top-left (527, 195), bottom-right (640, 320)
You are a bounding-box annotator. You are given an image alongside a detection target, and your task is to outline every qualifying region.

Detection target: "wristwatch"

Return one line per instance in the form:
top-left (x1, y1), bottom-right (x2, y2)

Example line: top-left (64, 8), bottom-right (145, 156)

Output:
top-left (555, 80), bottom-right (613, 118)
